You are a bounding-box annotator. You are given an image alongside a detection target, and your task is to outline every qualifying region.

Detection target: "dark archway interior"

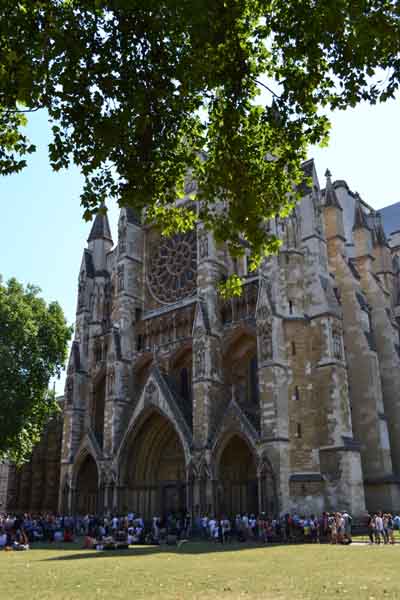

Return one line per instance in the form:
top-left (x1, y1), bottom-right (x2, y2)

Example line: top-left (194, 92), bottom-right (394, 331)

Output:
top-left (76, 454), bottom-right (98, 514)
top-left (124, 412), bottom-right (186, 518)
top-left (218, 436), bottom-right (258, 516)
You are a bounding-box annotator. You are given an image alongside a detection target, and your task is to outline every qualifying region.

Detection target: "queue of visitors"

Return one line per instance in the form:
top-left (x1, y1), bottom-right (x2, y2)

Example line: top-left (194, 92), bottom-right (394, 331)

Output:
top-left (0, 509), bottom-right (399, 550)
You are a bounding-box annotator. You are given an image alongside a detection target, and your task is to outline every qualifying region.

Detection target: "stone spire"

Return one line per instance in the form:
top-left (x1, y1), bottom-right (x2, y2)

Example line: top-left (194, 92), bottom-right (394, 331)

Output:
top-left (324, 169), bottom-right (342, 210)
top-left (87, 203), bottom-right (113, 244)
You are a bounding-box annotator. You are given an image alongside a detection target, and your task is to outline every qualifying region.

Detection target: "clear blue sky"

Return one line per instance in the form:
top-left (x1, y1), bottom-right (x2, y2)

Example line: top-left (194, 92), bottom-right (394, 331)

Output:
top-left (1, 99), bottom-right (399, 393)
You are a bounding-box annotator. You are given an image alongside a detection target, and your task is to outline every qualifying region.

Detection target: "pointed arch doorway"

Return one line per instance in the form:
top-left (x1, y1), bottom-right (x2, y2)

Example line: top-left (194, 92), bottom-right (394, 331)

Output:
top-left (75, 454), bottom-right (99, 514)
top-left (123, 411), bottom-right (187, 518)
top-left (217, 435), bottom-right (258, 516)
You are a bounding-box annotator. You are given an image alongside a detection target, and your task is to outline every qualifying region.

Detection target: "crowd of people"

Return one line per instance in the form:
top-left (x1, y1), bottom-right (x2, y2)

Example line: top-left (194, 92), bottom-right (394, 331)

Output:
top-left (0, 509), bottom-right (399, 550)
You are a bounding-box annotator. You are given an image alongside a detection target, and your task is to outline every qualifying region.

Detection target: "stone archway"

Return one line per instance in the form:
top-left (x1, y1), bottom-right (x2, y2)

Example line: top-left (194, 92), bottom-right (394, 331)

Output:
top-left (217, 435), bottom-right (258, 516)
top-left (75, 454), bottom-right (99, 514)
top-left (122, 411), bottom-right (187, 518)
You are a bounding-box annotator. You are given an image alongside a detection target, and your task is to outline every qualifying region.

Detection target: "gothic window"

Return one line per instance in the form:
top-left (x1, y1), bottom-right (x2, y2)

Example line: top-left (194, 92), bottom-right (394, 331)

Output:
top-left (289, 300), bottom-right (293, 314)
top-left (147, 231), bottom-right (197, 303)
top-left (248, 356), bottom-right (259, 404)
top-left (94, 341), bottom-right (102, 363)
top-left (92, 380), bottom-right (105, 449)
top-left (333, 331), bottom-right (343, 360)
top-left (294, 386), bottom-right (300, 401)
top-left (291, 341), bottom-right (296, 356)
top-left (136, 334), bottom-right (144, 352)
top-left (296, 423), bottom-right (302, 438)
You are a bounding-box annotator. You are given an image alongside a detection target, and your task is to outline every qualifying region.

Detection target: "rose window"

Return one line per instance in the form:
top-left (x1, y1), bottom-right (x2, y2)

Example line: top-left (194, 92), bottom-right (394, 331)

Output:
top-left (147, 231), bottom-right (197, 303)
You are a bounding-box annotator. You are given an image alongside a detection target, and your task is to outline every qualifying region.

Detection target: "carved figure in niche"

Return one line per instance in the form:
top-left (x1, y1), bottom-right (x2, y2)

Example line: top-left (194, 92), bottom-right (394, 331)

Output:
top-left (120, 371), bottom-right (129, 396)
top-left (118, 213), bottom-right (127, 239)
top-left (194, 340), bottom-right (206, 377)
top-left (75, 321), bottom-right (81, 342)
top-left (312, 191), bottom-right (323, 234)
top-left (198, 230), bottom-right (208, 260)
top-left (210, 345), bottom-right (220, 378)
top-left (258, 321), bottom-right (273, 361)
top-left (97, 285), bottom-right (106, 321)
top-left (118, 265), bottom-right (125, 292)
top-left (145, 381), bottom-right (157, 401)
top-left (119, 239), bottom-right (126, 256)
top-left (107, 366), bottom-right (115, 394)
top-left (78, 272), bottom-right (86, 308)
top-left (66, 377), bottom-right (74, 404)
top-left (104, 281), bottom-right (112, 319)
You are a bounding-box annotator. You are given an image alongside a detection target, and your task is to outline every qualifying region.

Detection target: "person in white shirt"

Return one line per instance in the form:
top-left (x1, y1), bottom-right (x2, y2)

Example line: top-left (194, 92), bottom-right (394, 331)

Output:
top-left (375, 512), bottom-right (384, 544)
top-left (208, 517), bottom-right (216, 539)
top-left (201, 515), bottom-right (209, 538)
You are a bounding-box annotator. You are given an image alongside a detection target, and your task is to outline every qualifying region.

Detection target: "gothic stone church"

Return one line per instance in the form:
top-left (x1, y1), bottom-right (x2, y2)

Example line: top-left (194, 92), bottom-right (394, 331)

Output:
top-left (7, 161), bottom-right (400, 518)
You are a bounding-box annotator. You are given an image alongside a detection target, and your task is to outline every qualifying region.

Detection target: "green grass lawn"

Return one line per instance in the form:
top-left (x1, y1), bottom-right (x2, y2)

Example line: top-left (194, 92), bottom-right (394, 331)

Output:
top-left (0, 541), bottom-right (399, 600)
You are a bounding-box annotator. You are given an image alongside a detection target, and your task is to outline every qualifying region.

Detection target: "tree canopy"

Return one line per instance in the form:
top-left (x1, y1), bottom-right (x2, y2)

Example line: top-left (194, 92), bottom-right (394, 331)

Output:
top-left (0, 277), bottom-right (71, 464)
top-left (1, 1), bottom-right (399, 271)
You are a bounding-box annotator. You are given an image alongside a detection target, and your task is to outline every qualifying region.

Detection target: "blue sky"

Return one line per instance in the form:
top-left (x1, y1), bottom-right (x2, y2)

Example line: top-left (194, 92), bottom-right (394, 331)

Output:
top-left (1, 99), bottom-right (399, 393)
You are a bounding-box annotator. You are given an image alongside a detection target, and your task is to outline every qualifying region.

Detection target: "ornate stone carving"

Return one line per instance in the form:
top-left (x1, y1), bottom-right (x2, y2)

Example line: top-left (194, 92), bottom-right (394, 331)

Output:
top-left (198, 230), bottom-right (208, 260)
top-left (118, 265), bottom-right (125, 292)
top-left (258, 321), bottom-right (273, 361)
top-left (118, 213), bottom-right (127, 239)
top-left (66, 377), bottom-right (74, 404)
top-left (147, 231), bottom-right (197, 304)
top-left (210, 344), bottom-right (221, 379)
top-left (78, 272), bottom-right (86, 308)
top-left (107, 366), bottom-right (115, 394)
top-left (119, 239), bottom-right (126, 256)
top-left (145, 381), bottom-right (157, 401)
top-left (194, 340), bottom-right (206, 377)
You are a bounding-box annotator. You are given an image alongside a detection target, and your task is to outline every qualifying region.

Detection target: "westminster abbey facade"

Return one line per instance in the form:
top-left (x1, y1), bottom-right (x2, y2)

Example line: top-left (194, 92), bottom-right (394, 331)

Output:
top-left (6, 160), bottom-right (400, 518)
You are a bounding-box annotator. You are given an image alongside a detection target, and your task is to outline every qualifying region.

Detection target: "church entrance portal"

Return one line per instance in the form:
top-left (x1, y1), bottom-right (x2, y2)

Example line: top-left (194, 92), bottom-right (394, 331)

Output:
top-left (125, 412), bottom-right (186, 518)
top-left (75, 454), bottom-right (98, 514)
top-left (218, 436), bottom-right (258, 516)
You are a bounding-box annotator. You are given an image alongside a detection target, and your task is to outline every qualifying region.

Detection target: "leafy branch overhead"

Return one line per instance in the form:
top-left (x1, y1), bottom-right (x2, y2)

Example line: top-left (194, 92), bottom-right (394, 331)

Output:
top-left (0, 1), bottom-right (399, 269)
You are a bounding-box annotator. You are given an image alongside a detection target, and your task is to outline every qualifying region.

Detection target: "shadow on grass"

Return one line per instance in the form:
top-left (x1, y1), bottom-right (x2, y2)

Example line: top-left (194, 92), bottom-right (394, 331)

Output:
top-left (40, 541), bottom-right (276, 561)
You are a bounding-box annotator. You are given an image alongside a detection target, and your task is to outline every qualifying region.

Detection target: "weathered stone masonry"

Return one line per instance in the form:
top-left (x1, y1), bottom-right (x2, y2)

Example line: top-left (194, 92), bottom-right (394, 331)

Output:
top-left (7, 161), bottom-right (400, 517)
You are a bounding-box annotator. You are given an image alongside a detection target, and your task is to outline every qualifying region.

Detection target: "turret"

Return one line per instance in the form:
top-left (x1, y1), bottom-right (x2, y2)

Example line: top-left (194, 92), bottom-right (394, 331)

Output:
top-left (371, 212), bottom-right (393, 283)
top-left (87, 203), bottom-right (113, 271)
top-left (352, 197), bottom-right (373, 260)
top-left (323, 169), bottom-right (345, 244)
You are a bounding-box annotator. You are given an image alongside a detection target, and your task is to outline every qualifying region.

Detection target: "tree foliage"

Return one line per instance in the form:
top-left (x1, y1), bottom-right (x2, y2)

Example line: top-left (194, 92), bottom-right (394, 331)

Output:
top-left (0, 277), bottom-right (71, 464)
top-left (0, 1), bottom-right (399, 269)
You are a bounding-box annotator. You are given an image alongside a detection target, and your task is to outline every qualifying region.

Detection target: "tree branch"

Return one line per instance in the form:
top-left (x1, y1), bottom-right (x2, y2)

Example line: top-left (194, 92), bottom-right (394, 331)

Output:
top-left (255, 79), bottom-right (281, 99)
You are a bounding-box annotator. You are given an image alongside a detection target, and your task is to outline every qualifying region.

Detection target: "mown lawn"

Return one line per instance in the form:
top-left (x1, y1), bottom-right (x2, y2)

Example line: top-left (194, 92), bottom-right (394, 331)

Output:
top-left (0, 541), bottom-right (399, 600)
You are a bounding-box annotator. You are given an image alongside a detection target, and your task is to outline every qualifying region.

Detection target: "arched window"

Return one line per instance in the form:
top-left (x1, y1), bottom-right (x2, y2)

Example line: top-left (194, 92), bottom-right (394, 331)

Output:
top-left (94, 341), bottom-right (102, 363)
top-left (248, 356), bottom-right (259, 404)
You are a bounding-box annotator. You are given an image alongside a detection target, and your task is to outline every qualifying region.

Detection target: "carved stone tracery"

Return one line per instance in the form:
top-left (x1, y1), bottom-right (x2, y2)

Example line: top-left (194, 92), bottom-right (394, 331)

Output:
top-left (258, 321), bottom-right (273, 361)
top-left (147, 232), bottom-right (197, 304)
